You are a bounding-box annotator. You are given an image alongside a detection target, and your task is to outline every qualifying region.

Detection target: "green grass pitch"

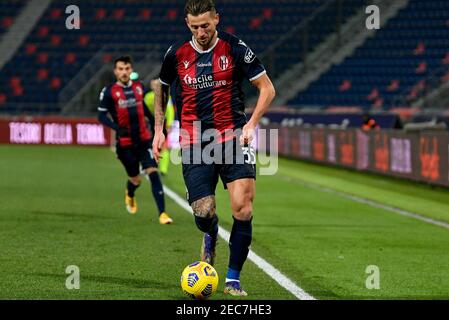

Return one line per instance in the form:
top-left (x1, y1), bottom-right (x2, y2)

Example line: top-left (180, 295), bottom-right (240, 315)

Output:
top-left (1, 145), bottom-right (449, 300)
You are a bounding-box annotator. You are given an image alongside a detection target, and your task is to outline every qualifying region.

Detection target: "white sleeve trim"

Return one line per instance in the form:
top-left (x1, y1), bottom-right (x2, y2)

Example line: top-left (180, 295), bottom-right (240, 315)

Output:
top-left (98, 107), bottom-right (108, 112)
top-left (159, 78), bottom-right (169, 86)
top-left (249, 70), bottom-right (267, 82)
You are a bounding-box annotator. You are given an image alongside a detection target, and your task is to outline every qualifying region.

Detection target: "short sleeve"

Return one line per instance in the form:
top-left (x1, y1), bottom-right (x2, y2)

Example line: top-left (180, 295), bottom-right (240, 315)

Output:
top-left (234, 39), bottom-right (266, 82)
top-left (159, 45), bottom-right (177, 86)
top-left (98, 86), bottom-right (113, 112)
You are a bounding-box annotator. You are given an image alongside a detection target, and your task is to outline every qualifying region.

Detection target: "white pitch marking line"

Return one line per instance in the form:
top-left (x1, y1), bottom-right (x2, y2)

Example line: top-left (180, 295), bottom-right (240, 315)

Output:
top-left (281, 176), bottom-right (449, 230)
top-left (163, 186), bottom-right (316, 300)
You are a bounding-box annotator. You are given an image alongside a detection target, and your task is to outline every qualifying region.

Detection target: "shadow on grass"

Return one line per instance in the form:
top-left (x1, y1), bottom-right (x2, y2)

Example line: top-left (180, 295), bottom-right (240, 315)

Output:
top-left (31, 210), bottom-right (117, 220)
top-left (33, 273), bottom-right (179, 290)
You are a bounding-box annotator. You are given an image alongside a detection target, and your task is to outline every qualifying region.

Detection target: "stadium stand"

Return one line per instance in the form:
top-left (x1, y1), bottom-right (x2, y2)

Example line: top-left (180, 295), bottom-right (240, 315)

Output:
top-left (0, 0), bottom-right (27, 39)
top-left (287, 0), bottom-right (449, 112)
top-left (0, 0), bottom-right (334, 114)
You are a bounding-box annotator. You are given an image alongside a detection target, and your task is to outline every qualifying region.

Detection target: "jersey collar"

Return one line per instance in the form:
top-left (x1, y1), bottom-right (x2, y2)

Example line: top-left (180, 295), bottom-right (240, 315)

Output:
top-left (190, 31), bottom-right (219, 54)
top-left (116, 80), bottom-right (133, 88)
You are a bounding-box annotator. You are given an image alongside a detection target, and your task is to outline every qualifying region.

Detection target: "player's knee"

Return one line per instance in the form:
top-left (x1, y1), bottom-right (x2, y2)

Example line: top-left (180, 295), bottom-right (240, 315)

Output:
top-left (233, 204), bottom-right (253, 221)
top-left (192, 196), bottom-right (216, 219)
top-left (129, 176), bottom-right (141, 186)
top-left (232, 194), bottom-right (254, 221)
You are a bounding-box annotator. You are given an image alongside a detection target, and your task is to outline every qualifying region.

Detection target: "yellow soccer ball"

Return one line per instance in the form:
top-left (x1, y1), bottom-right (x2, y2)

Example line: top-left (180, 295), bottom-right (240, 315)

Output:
top-left (180, 261), bottom-right (219, 300)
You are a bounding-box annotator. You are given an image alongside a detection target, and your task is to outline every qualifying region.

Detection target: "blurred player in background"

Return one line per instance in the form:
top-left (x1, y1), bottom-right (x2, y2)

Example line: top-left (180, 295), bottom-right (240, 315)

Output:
top-left (98, 55), bottom-right (173, 225)
top-left (144, 79), bottom-right (175, 176)
top-left (153, 0), bottom-right (275, 296)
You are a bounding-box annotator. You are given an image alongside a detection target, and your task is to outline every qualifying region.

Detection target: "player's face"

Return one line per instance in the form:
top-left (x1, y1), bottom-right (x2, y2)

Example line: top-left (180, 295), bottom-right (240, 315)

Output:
top-left (114, 62), bottom-right (133, 85)
top-left (185, 11), bottom-right (219, 49)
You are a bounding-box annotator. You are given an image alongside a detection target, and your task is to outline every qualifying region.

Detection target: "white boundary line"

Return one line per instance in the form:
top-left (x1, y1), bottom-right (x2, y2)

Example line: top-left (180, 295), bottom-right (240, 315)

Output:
top-left (163, 186), bottom-right (316, 300)
top-left (281, 176), bottom-right (449, 230)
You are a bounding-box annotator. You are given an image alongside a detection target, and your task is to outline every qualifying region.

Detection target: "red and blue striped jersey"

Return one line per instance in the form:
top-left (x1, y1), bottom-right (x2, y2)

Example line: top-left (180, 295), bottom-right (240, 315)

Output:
top-left (159, 31), bottom-right (266, 146)
top-left (98, 80), bottom-right (152, 147)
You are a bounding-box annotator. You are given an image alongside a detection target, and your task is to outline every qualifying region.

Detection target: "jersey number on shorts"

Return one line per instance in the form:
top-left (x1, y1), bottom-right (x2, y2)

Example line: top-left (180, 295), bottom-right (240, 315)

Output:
top-left (242, 146), bottom-right (256, 165)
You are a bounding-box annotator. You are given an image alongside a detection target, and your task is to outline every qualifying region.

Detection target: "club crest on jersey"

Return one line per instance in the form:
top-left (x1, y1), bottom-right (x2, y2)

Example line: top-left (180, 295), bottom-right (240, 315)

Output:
top-left (244, 48), bottom-right (256, 64)
top-left (136, 86), bottom-right (143, 96)
top-left (183, 61), bottom-right (190, 69)
top-left (218, 55), bottom-right (229, 71)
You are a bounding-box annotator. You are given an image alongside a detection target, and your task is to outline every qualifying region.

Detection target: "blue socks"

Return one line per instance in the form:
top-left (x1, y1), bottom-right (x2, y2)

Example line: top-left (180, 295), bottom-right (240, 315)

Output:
top-left (227, 217), bottom-right (252, 282)
top-left (148, 172), bottom-right (165, 215)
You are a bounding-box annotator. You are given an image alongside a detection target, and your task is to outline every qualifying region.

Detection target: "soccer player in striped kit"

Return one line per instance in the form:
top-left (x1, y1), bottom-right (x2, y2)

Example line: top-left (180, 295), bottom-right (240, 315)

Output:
top-left (98, 55), bottom-right (173, 225)
top-left (153, 0), bottom-right (275, 296)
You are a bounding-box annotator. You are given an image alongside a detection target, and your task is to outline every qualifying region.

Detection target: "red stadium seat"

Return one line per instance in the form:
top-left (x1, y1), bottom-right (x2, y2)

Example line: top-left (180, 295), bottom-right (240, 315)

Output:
top-left (51, 35), bottom-right (62, 46)
top-left (50, 8), bottom-right (62, 19)
top-left (38, 26), bottom-right (49, 38)
top-left (10, 77), bottom-right (21, 87)
top-left (65, 53), bottom-right (77, 64)
top-left (387, 80), bottom-right (400, 92)
top-left (79, 35), bottom-right (90, 46)
top-left (12, 87), bottom-right (24, 97)
top-left (103, 54), bottom-right (113, 63)
top-left (415, 61), bottom-right (427, 74)
top-left (366, 87), bottom-right (379, 101)
top-left (140, 9), bottom-right (152, 20)
top-left (262, 8), bottom-right (273, 19)
top-left (339, 80), bottom-right (352, 92)
top-left (37, 52), bottom-right (49, 64)
top-left (96, 9), bottom-right (107, 20)
top-left (167, 9), bottom-right (178, 20)
top-left (2, 17), bottom-right (13, 29)
top-left (37, 69), bottom-right (49, 81)
top-left (250, 17), bottom-right (262, 29)
top-left (113, 9), bottom-right (125, 20)
top-left (413, 42), bottom-right (425, 55)
top-left (25, 44), bottom-right (37, 55)
top-left (50, 78), bottom-right (62, 90)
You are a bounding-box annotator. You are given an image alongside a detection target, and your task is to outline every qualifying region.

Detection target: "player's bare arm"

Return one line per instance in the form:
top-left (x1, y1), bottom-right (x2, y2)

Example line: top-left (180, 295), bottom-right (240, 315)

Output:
top-left (240, 74), bottom-right (276, 146)
top-left (152, 82), bottom-right (169, 162)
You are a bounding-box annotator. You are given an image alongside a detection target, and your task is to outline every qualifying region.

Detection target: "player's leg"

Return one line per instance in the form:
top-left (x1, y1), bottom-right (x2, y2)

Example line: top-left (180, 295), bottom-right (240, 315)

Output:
top-left (191, 195), bottom-right (219, 265)
top-left (143, 166), bottom-right (173, 224)
top-left (223, 178), bottom-right (255, 297)
top-left (139, 142), bottom-right (172, 224)
top-left (220, 140), bottom-right (257, 296)
top-left (183, 162), bottom-right (220, 265)
top-left (126, 175), bottom-right (141, 214)
top-left (116, 145), bottom-right (141, 214)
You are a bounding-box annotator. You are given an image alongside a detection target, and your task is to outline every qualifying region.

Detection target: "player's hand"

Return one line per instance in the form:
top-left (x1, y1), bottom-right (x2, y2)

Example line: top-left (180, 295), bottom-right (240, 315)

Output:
top-left (240, 123), bottom-right (256, 146)
top-left (152, 130), bottom-right (166, 163)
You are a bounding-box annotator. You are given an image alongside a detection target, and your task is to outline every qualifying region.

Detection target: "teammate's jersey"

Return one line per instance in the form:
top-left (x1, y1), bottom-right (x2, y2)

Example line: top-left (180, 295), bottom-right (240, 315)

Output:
top-left (98, 80), bottom-right (152, 147)
top-left (159, 31), bottom-right (266, 146)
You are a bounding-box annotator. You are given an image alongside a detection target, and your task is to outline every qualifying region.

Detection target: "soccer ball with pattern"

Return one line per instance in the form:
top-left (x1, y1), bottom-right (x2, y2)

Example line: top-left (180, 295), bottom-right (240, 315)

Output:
top-left (180, 261), bottom-right (219, 299)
